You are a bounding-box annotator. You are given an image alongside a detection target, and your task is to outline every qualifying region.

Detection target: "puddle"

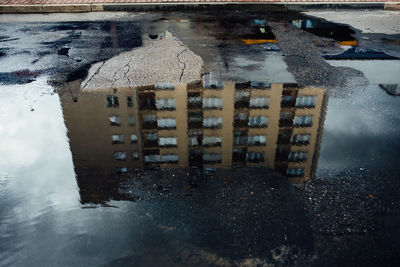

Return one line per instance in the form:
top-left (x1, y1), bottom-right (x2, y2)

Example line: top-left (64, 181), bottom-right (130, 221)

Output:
top-left (292, 18), bottom-right (357, 45)
top-left (0, 11), bottom-right (400, 266)
top-left (60, 80), bottom-right (327, 187)
top-left (324, 47), bottom-right (400, 60)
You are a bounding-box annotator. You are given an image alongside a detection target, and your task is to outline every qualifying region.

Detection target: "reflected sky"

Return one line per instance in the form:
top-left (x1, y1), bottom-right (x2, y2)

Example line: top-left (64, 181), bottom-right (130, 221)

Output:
top-left (318, 84), bottom-right (400, 171)
top-left (0, 13), bottom-right (400, 266)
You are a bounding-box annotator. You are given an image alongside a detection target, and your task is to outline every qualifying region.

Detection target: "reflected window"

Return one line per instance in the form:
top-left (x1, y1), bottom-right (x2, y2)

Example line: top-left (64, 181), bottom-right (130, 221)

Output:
top-left (234, 112), bottom-right (249, 128)
top-left (156, 98), bottom-right (176, 110)
top-left (296, 96), bottom-right (317, 108)
top-left (109, 115), bottom-right (121, 126)
top-left (247, 135), bottom-right (267, 146)
top-left (203, 73), bottom-right (222, 89)
top-left (114, 151), bottom-right (126, 161)
top-left (249, 97), bottom-right (269, 109)
top-left (291, 134), bottom-right (311, 145)
top-left (142, 114), bottom-right (157, 129)
top-left (288, 151), bottom-right (307, 162)
top-left (190, 149), bottom-right (203, 166)
top-left (144, 154), bottom-right (160, 163)
top-left (127, 96), bottom-right (133, 107)
top-left (107, 95), bottom-right (119, 107)
top-left (188, 112), bottom-right (203, 129)
top-left (279, 112), bottom-right (293, 126)
top-left (281, 95), bottom-right (292, 104)
top-left (275, 147), bottom-right (289, 161)
top-left (246, 152), bottom-right (264, 162)
top-left (248, 116), bottom-right (268, 127)
top-left (235, 82), bottom-right (271, 90)
top-left (233, 130), bottom-right (247, 146)
top-left (233, 148), bottom-right (246, 162)
top-left (203, 117), bottom-right (222, 128)
top-left (281, 90), bottom-right (295, 107)
top-left (235, 91), bottom-right (250, 108)
top-left (159, 137), bottom-right (178, 147)
top-left (139, 93), bottom-right (156, 109)
top-left (157, 118), bottom-right (176, 129)
top-left (144, 132), bottom-right (158, 147)
top-left (189, 131), bottom-right (202, 147)
top-left (277, 130), bottom-right (292, 144)
top-left (128, 115), bottom-right (135, 126)
top-left (188, 93), bottom-right (202, 109)
top-left (250, 81), bottom-right (271, 89)
top-left (202, 136), bottom-right (222, 147)
top-left (130, 134), bottom-right (138, 143)
top-left (293, 116), bottom-right (313, 127)
top-left (133, 152), bottom-right (139, 160)
top-left (189, 137), bottom-right (199, 146)
top-left (156, 83), bottom-right (175, 90)
top-left (112, 134), bottom-right (124, 144)
top-left (203, 153), bottom-right (222, 163)
top-left (116, 167), bottom-right (127, 174)
top-left (144, 154), bottom-right (179, 163)
top-left (160, 154), bottom-right (179, 163)
top-left (203, 97), bottom-right (223, 109)
top-left (287, 168), bottom-right (305, 177)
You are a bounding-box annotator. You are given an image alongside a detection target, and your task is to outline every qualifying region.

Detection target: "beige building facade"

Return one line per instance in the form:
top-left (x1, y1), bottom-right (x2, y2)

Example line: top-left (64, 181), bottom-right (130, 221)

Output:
top-left (60, 80), bottom-right (327, 184)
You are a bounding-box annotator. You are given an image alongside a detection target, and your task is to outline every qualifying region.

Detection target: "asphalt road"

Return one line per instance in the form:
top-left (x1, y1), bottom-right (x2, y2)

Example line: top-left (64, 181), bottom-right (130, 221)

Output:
top-left (0, 9), bottom-right (400, 267)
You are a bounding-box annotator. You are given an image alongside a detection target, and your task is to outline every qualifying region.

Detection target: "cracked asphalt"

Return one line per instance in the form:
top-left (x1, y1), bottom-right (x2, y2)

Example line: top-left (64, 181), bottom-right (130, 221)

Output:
top-left (82, 31), bottom-right (202, 90)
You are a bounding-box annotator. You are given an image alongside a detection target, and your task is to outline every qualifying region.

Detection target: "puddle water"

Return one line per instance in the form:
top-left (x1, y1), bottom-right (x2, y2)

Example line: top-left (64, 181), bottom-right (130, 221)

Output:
top-left (1, 12), bottom-right (400, 266)
top-left (62, 81), bottom-right (327, 183)
top-left (292, 18), bottom-right (357, 45)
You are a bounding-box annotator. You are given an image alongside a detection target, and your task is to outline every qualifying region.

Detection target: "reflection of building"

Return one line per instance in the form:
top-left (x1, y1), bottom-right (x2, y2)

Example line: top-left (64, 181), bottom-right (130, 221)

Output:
top-left (60, 80), bottom-right (327, 191)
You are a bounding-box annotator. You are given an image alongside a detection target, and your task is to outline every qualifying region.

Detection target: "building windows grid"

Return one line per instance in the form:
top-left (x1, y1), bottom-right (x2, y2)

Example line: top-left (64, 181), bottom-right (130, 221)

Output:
top-left (234, 135), bottom-right (267, 146)
top-left (116, 167), bottom-right (127, 174)
top-left (249, 97), bottom-right (269, 109)
top-left (291, 134), bottom-right (311, 145)
top-left (159, 137), bottom-right (178, 147)
top-left (295, 96), bottom-right (317, 108)
top-left (127, 96), bottom-right (133, 107)
top-left (202, 97), bottom-right (223, 109)
top-left (109, 115), bottom-right (121, 126)
top-left (188, 96), bottom-right (202, 109)
top-left (202, 136), bottom-right (222, 147)
top-left (288, 151), bottom-right (308, 162)
top-left (203, 117), bottom-right (222, 128)
top-left (248, 116), bottom-right (268, 127)
top-left (157, 118), bottom-right (177, 129)
top-left (293, 115), bottom-right (313, 127)
top-left (112, 134), bottom-right (124, 144)
top-left (114, 151), bottom-right (126, 161)
top-left (246, 152), bottom-right (264, 163)
top-left (144, 154), bottom-right (179, 163)
top-left (203, 153), bottom-right (222, 163)
top-left (156, 98), bottom-right (176, 110)
top-left (287, 168), bottom-right (305, 177)
top-left (130, 134), bottom-right (138, 143)
top-left (107, 96), bottom-right (119, 107)
top-left (128, 115), bottom-right (135, 126)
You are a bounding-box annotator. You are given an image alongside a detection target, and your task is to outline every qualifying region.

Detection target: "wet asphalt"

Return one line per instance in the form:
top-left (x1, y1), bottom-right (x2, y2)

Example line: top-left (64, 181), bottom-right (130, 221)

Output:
top-left (0, 9), bottom-right (400, 267)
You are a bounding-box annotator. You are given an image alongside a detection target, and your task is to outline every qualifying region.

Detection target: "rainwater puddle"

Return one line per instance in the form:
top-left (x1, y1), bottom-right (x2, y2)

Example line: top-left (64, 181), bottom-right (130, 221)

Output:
top-left (1, 12), bottom-right (400, 266)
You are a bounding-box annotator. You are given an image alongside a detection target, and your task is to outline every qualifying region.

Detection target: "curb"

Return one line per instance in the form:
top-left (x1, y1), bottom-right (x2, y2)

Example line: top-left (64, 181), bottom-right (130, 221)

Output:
top-left (0, 2), bottom-right (398, 13)
top-left (0, 4), bottom-right (102, 13)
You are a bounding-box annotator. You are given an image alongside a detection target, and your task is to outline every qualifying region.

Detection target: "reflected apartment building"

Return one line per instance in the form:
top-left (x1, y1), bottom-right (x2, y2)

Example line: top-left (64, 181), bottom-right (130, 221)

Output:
top-left (60, 79), bottom-right (327, 188)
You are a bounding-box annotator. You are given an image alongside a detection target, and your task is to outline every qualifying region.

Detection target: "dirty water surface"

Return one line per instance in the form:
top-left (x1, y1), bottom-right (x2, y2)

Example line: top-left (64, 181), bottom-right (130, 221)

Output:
top-left (0, 10), bottom-right (400, 266)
